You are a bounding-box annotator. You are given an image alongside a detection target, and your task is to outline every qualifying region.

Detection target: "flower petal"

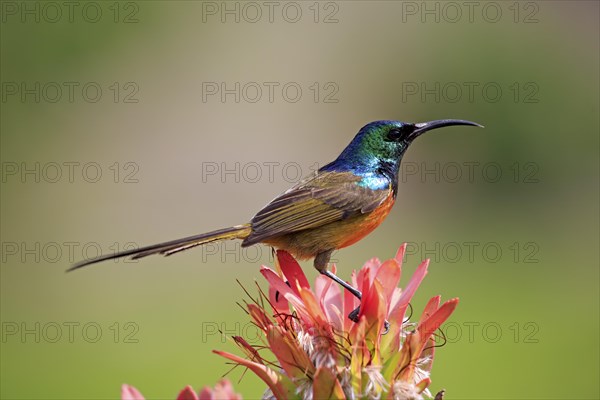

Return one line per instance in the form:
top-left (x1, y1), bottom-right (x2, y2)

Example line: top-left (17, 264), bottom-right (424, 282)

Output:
top-left (213, 350), bottom-right (294, 400)
top-left (386, 259), bottom-right (430, 347)
top-left (419, 296), bottom-right (441, 326)
top-left (198, 387), bottom-right (214, 400)
top-left (297, 286), bottom-right (329, 325)
top-left (418, 298), bottom-right (459, 346)
top-left (269, 285), bottom-right (290, 315)
top-left (212, 380), bottom-right (242, 400)
top-left (349, 319), bottom-right (367, 394)
top-left (315, 273), bottom-right (343, 332)
top-left (358, 278), bottom-right (387, 344)
top-left (260, 266), bottom-right (300, 324)
top-left (374, 258), bottom-right (401, 306)
top-left (394, 243), bottom-right (407, 267)
top-left (397, 298), bottom-right (459, 382)
top-left (396, 259), bottom-right (430, 318)
top-left (266, 326), bottom-right (314, 379)
top-left (178, 385), bottom-right (199, 400)
top-left (232, 335), bottom-right (265, 365)
top-left (356, 257), bottom-right (379, 295)
top-left (260, 266), bottom-right (295, 300)
top-left (415, 377), bottom-right (431, 394)
top-left (312, 367), bottom-right (346, 399)
top-left (277, 250), bottom-right (310, 295)
top-left (121, 384), bottom-right (145, 400)
top-left (247, 303), bottom-right (272, 332)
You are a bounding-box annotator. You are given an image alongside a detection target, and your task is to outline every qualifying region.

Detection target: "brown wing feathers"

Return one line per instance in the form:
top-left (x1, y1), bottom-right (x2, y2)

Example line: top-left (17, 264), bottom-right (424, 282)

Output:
top-left (243, 171), bottom-right (388, 246)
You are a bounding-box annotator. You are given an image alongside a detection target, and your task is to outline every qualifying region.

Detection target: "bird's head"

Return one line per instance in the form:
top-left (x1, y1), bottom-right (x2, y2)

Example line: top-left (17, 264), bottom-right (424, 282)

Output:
top-left (334, 119), bottom-right (483, 171)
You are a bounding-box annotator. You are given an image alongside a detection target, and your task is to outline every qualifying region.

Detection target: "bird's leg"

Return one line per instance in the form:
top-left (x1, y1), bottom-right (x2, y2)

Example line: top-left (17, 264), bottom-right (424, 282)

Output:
top-left (315, 250), bottom-right (389, 333)
top-left (315, 250), bottom-right (362, 300)
top-left (314, 250), bottom-right (365, 323)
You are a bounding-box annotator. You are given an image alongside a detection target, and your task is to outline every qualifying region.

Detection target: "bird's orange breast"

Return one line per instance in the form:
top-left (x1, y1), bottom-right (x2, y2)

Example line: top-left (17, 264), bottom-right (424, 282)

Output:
top-left (336, 191), bottom-right (396, 249)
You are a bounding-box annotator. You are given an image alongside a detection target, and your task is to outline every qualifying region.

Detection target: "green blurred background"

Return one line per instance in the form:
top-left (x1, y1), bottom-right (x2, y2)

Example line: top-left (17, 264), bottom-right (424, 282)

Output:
top-left (1, 1), bottom-right (598, 399)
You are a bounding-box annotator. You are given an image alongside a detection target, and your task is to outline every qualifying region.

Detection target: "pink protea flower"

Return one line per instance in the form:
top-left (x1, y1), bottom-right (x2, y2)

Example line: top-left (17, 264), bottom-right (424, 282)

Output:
top-left (215, 244), bottom-right (458, 400)
top-left (121, 384), bottom-right (145, 400)
top-left (197, 380), bottom-right (242, 400)
top-left (121, 379), bottom-right (241, 400)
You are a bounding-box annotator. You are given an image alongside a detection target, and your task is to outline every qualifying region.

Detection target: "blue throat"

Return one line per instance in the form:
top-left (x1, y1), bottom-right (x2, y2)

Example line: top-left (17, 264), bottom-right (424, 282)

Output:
top-left (320, 121), bottom-right (408, 194)
top-left (321, 153), bottom-right (403, 194)
top-left (321, 157), bottom-right (401, 193)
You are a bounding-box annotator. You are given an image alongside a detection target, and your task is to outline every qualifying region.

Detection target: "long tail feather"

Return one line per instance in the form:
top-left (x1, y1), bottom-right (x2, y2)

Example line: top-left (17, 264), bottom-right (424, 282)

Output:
top-left (67, 224), bottom-right (252, 272)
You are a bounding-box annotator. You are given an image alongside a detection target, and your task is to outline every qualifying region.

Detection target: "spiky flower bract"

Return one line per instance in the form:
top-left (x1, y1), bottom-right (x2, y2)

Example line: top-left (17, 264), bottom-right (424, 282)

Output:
top-left (215, 244), bottom-right (458, 400)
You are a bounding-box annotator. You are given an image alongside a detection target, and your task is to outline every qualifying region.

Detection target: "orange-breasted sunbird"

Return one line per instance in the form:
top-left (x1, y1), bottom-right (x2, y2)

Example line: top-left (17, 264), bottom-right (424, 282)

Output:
top-left (69, 119), bottom-right (482, 321)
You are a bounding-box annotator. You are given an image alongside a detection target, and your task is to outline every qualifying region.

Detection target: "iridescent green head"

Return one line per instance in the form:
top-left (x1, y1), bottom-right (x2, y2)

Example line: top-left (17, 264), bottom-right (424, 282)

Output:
top-left (332, 119), bottom-right (483, 172)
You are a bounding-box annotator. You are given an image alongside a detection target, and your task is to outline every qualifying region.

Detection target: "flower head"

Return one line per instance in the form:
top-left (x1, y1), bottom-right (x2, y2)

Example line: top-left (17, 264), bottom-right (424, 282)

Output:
top-left (215, 244), bottom-right (458, 399)
top-left (121, 380), bottom-right (242, 400)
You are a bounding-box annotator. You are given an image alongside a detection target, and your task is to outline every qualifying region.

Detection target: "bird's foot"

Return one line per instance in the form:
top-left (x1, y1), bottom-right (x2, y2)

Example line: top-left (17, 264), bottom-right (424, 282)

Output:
top-left (316, 257), bottom-right (390, 334)
top-left (348, 306), bottom-right (360, 322)
top-left (348, 306), bottom-right (390, 334)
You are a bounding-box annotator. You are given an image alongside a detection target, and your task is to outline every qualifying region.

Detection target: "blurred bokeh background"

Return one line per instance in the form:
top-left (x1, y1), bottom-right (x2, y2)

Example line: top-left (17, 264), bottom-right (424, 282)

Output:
top-left (1, 1), bottom-right (598, 399)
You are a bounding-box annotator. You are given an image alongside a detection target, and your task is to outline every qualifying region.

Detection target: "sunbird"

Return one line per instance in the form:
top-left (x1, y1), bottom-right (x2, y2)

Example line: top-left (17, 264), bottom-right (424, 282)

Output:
top-left (70, 119), bottom-right (482, 320)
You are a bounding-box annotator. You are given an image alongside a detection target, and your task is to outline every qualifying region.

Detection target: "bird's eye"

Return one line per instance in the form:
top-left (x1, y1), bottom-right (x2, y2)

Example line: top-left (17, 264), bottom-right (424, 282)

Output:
top-left (386, 124), bottom-right (414, 141)
top-left (387, 128), bottom-right (402, 141)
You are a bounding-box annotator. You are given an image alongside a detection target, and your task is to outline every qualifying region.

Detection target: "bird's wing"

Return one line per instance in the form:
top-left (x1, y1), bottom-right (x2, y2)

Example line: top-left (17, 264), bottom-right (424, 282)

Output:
top-left (243, 170), bottom-right (390, 245)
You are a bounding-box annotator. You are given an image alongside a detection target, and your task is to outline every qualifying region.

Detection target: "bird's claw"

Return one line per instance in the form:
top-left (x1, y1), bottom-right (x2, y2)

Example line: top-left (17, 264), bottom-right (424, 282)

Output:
top-left (348, 306), bottom-right (390, 334)
top-left (348, 306), bottom-right (360, 322)
top-left (383, 320), bottom-right (390, 334)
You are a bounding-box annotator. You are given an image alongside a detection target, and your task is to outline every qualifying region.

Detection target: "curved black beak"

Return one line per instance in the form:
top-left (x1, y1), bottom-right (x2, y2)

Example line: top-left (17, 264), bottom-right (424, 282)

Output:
top-left (408, 119), bottom-right (483, 141)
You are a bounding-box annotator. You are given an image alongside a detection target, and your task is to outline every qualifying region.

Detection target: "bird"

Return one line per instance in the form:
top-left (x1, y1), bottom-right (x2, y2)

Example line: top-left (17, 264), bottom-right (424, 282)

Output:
top-left (69, 119), bottom-right (482, 321)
